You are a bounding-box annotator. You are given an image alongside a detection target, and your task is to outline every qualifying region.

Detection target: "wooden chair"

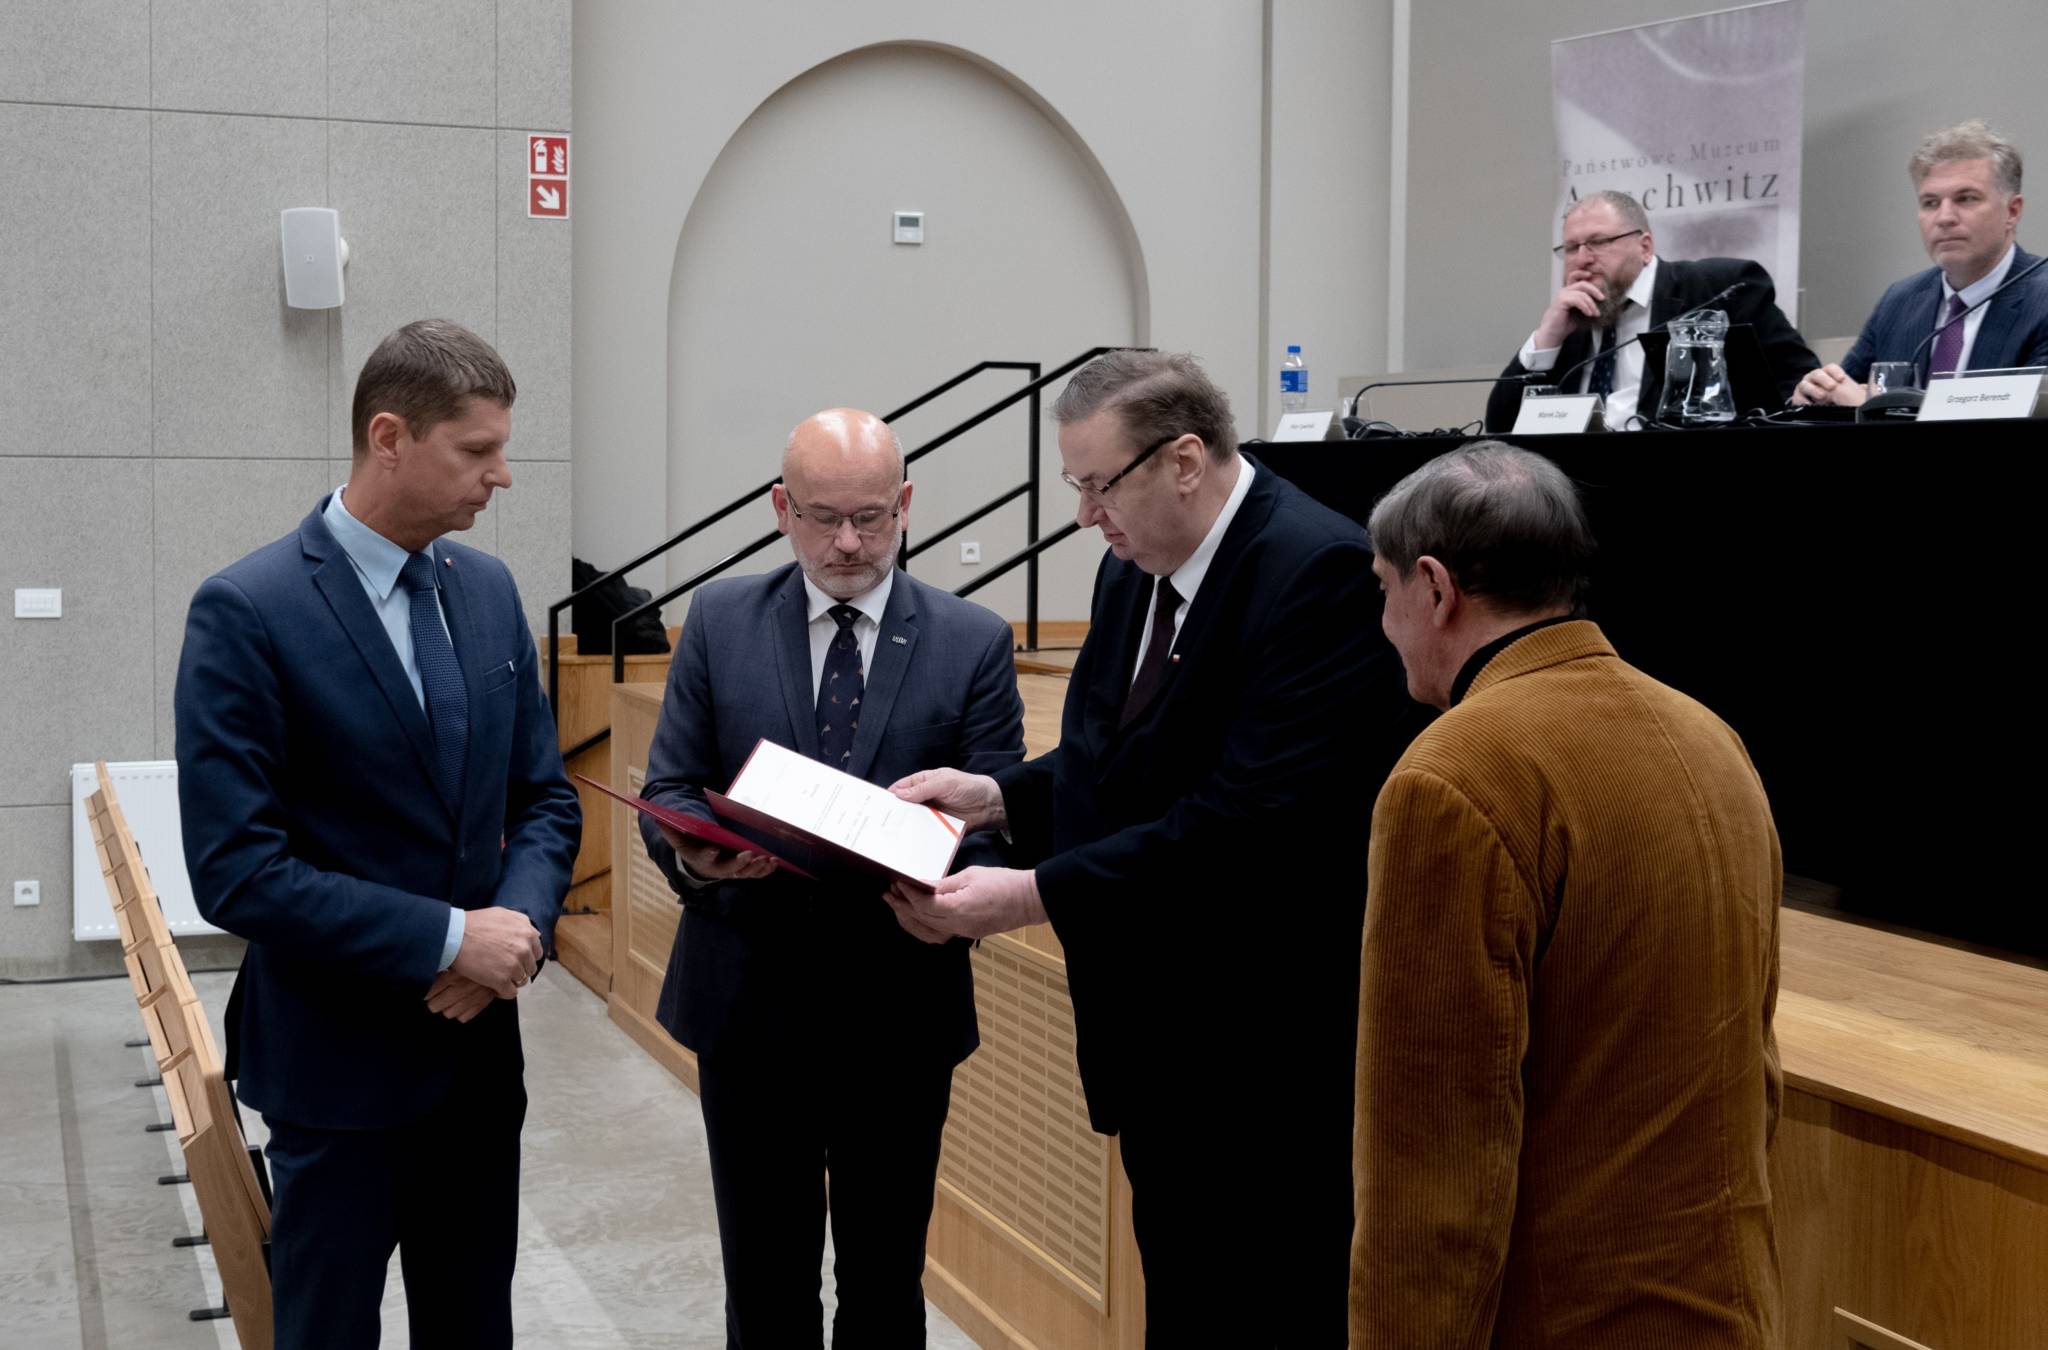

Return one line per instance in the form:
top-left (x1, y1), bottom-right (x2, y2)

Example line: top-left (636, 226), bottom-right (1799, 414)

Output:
top-left (87, 763), bottom-right (275, 1348)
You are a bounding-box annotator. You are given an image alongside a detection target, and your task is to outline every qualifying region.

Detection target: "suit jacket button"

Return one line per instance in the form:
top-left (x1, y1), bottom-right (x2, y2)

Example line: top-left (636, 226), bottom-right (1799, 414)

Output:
top-left (459, 847), bottom-right (468, 861)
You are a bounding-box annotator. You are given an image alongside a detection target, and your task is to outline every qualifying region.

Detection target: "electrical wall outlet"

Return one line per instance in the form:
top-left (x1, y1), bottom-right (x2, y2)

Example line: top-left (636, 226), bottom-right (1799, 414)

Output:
top-left (14, 588), bottom-right (61, 619)
top-left (13, 880), bottom-right (39, 907)
top-left (960, 541), bottom-right (982, 565)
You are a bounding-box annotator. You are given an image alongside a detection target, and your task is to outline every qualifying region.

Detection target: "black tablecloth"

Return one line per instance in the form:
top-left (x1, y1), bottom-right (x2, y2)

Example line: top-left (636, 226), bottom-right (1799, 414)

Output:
top-left (1254, 421), bottom-right (2044, 958)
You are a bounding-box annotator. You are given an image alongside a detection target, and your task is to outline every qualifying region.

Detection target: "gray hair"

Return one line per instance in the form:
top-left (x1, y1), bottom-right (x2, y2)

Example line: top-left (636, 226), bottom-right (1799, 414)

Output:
top-left (1909, 119), bottom-right (2022, 196)
top-left (1367, 440), bottom-right (1594, 613)
top-left (1566, 189), bottom-right (1651, 236)
top-left (1052, 350), bottom-right (1237, 464)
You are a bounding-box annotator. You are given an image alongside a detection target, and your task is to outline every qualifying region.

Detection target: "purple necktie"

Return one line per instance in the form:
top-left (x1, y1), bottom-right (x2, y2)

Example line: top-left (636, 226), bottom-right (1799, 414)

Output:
top-left (1929, 293), bottom-right (1968, 378)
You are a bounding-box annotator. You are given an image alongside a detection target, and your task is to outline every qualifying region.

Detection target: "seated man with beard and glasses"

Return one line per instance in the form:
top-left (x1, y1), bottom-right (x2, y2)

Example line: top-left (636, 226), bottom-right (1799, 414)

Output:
top-left (1485, 189), bottom-right (1817, 431)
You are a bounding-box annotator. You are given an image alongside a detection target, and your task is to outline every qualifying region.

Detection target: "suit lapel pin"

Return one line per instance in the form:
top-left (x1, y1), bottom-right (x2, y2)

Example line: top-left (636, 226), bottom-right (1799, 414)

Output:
top-left (1170, 654), bottom-right (1181, 664)
top-left (891, 634), bottom-right (907, 645)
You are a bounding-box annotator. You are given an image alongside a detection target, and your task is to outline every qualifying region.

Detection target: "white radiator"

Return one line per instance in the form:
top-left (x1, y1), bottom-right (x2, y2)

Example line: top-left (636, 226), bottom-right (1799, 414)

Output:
top-left (70, 760), bottom-right (222, 941)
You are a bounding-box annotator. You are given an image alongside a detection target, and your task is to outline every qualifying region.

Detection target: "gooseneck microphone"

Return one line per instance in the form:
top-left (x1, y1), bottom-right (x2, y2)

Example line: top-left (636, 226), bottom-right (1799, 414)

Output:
top-left (1547, 277), bottom-right (1751, 396)
top-left (1341, 371), bottom-right (1548, 426)
top-left (1906, 253), bottom-right (2048, 384)
top-left (1337, 277), bottom-right (1751, 437)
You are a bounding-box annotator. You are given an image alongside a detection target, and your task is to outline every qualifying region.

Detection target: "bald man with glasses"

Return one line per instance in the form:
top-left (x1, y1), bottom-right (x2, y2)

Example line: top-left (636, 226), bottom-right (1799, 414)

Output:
top-left (636, 407), bottom-right (1024, 1347)
top-left (1484, 189), bottom-right (1817, 431)
top-left (886, 351), bottom-right (1422, 1346)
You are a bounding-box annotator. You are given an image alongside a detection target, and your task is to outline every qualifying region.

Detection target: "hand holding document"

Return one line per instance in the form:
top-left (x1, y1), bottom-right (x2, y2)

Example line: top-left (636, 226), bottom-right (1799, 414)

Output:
top-left (710, 740), bottom-right (966, 890)
top-left (574, 773), bottom-right (816, 880)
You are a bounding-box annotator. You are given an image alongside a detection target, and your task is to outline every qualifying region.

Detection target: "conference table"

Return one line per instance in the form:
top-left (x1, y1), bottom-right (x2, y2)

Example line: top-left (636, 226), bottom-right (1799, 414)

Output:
top-left (1256, 416), bottom-right (2041, 954)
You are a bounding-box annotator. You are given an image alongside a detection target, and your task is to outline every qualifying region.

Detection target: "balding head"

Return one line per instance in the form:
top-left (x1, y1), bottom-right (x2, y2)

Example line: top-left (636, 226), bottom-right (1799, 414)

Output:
top-left (783, 407), bottom-right (904, 486)
top-left (772, 407), bottom-right (911, 601)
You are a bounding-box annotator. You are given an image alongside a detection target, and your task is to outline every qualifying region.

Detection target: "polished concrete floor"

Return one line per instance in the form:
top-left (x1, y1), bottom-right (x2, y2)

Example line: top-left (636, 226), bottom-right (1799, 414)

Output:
top-left (0, 967), bottom-right (978, 1349)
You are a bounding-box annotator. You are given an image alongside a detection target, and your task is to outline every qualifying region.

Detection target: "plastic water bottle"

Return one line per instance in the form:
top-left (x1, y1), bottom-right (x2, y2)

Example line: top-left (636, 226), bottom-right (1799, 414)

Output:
top-left (1280, 344), bottom-right (1308, 413)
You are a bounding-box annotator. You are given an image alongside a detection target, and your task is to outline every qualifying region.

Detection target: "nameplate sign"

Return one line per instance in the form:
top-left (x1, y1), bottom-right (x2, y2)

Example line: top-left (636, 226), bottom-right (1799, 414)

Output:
top-left (1270, 410), bottom-right (1333, 441)
top-left (1511, 393), bottom-right (1604, 435)
top-left (1917, 368), bottom-right (2046, 421)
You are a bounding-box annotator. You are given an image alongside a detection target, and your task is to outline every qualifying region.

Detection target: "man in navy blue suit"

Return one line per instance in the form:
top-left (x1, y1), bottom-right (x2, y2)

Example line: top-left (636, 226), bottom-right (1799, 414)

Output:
top-left (890, 352), bottom-right (1411, 1346)
top-left (637, 408), bottom-right (1024, 1347)
top-left (175, 320), bottom-right (580, 1349)
top-left (1796, 119), bottom-right (2047, 406)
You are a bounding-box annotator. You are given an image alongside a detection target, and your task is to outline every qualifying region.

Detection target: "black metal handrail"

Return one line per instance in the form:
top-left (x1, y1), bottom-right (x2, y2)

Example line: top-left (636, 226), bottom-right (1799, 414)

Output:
top-left (545, 358), bottom-right (1034, 713)
top-left (954, 522), bottom-right (1085, 599)
top-left (544, 345), bottom-right (1133, 763)
top-left (597, 347), bottom-right (1128, 684)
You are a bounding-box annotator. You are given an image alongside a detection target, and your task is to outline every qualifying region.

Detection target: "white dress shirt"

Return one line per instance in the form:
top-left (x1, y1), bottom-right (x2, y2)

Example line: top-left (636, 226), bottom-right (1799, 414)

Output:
top-left (1938, 243), bottom-right (2018, 375)
top-left (1520, 255), bottom-right (1660, 431)
top-left (672, 568), bottom-right (895, 890)
top-left (323, 487), bottom-right (467, 972)
top-left (1130, 458), bottom-right (1256, 680)
top-left (801, 569), bottom-right (893, 699)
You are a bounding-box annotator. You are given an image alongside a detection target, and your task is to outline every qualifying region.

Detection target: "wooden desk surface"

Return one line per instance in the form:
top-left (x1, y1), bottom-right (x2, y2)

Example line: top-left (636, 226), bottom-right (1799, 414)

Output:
top-left (1777, 907), bottom-right (2048, 1171)
top-left (611, 681), bottom-right (665, 715)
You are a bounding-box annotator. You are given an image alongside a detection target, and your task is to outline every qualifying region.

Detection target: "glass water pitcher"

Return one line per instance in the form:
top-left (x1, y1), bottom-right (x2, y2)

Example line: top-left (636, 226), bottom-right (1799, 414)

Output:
top-left (1656, 309), bottom-right (1736, 425)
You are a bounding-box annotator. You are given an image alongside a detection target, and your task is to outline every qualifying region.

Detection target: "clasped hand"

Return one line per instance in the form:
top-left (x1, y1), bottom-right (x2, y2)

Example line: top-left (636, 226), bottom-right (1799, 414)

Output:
top-left (1790, 362), bottom-right (1869, 407)
top-left (429, 906), bottom-right (543, 1021)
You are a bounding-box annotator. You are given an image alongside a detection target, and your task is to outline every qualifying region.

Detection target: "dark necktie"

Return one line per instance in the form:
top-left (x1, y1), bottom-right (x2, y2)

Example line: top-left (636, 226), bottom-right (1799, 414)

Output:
top-left (1120, 578), bottom-right (1183, 729)
top-left (1587, 323), bottom-right (1620, 399)
top-left (1930, 292), bottom-right (1968, 378)
top-left (398, 551), bottom-right (469, 804)
top-left (815, 604), bottom-right (865, 769)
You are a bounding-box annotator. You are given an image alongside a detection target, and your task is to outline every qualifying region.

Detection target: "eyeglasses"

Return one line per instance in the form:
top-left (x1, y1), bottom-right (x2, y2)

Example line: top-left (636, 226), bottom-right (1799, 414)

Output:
top-left (1552, 229), bottom-right (1644, 259)
top-left (1059, 433), bottom-right (1179, 502)
top-left (786, 497), bottom-right (901, 537)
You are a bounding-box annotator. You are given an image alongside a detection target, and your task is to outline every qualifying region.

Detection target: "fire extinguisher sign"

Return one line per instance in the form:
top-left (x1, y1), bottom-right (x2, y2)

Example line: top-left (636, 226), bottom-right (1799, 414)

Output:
top-left (528, 134), bottom-right (569, 219)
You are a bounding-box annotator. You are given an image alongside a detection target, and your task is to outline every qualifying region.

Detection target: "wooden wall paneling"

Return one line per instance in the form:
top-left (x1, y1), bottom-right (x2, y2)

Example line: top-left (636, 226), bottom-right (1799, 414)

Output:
top-left (542, 635), bottom-right (677, 917)
top-left (605, 683), bottom-right (698, 1090)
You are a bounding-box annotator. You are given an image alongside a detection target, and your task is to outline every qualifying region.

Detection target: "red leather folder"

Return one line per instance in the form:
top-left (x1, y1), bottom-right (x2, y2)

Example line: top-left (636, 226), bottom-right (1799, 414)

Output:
top-left (573, 773), bottom-right (817, 881)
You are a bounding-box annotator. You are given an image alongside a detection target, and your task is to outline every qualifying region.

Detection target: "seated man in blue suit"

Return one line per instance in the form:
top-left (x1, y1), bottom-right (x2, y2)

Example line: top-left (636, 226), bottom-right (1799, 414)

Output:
top-left (1796, 119), bottom-right (2047, 406)
top-left (637, 408), bottom-right (1024, 1347)
top-left (175, 320), bottom-right (581, 1349)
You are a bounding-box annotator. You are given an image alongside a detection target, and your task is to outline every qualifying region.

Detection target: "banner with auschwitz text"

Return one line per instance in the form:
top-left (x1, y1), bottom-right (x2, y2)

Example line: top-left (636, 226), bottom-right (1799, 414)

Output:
top-left (1552, 0), bottom-right (1806, 319)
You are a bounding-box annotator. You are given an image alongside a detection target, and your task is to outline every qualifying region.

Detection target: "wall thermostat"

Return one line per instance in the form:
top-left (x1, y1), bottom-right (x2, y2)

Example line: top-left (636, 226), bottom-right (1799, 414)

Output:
top-left (893, 210), bottom-right (925, 245)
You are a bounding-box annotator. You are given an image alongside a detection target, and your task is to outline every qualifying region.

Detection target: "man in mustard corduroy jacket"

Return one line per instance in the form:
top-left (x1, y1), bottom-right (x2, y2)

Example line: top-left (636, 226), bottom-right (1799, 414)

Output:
top-left (1353, 441), bottom-right (1782, 1348)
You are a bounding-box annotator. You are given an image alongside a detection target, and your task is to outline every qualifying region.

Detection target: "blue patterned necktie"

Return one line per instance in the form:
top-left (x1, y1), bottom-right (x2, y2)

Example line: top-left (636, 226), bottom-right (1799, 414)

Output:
top-left (399, 551), bottom-right (469, 804)
top-left (815, 604), bottom-right (865, 770)
top-left (1587, 324), bottom-right (1620, 399)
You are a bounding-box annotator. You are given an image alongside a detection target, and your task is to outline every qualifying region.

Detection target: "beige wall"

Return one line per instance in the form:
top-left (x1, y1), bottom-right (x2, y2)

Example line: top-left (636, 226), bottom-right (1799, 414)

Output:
top-left (573, 0), bottom-right (1398, 618)
top-left (0, 0), bottom-right (572, 979)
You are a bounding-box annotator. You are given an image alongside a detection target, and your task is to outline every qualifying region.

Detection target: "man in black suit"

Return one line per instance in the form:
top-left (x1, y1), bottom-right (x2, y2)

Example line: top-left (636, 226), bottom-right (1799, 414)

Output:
top-left (889, 352), bottom-right (1400, 1346)
top-left (1484, 189), bottom-right (1817, 431)
top-left (637, 408), bottom-right (1024, 1347)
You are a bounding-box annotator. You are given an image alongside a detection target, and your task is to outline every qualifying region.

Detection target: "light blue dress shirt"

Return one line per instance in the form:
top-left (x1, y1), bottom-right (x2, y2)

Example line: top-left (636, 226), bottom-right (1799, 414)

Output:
top-left (323, 489), bottom-right (467, 973)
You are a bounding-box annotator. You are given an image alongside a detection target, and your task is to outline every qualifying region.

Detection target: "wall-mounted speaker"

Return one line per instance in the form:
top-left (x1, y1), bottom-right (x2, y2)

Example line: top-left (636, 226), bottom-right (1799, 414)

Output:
top-left (280, 207), bottom-right (350, 309)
